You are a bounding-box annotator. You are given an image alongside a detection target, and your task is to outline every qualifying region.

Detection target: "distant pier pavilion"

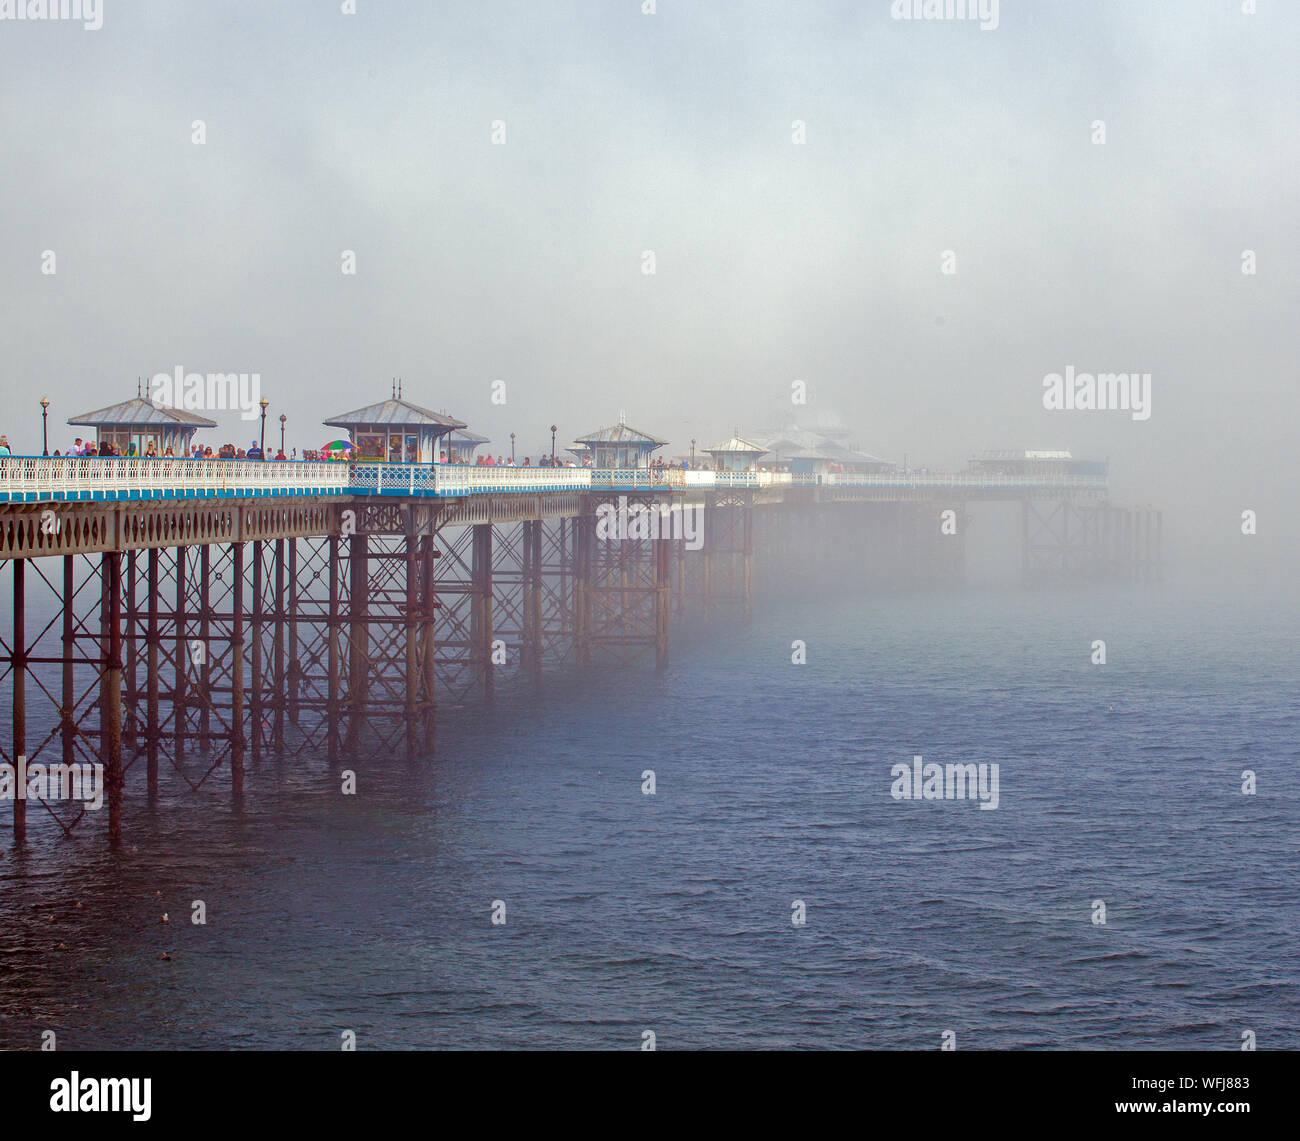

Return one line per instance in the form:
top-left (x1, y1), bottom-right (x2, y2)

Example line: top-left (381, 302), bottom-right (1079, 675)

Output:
top-left (0, 399), bottom-right (1162, 852)
top-left (445, 429), bottom-right (490, 463)
top-left (703, 434), bottom-right (768, 473)
top-left (571, 417), bottom-right (667, 469)
top-left (324, 382), bottom-right (466, 463)
top-left (68, 390), bottom-right (216, 456)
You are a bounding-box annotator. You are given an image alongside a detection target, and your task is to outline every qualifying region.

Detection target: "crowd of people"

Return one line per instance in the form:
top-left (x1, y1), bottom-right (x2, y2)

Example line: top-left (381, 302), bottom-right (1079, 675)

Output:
top-left (459, 453), bottom-right (586, 468)
top-left (5, 438), bottom-right (765, 474)
top-left (23, 438), bottom-right (293, 460)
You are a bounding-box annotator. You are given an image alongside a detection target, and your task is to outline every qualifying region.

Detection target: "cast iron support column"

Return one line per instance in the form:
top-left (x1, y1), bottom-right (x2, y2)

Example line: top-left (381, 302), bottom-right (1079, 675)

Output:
top-left (421, 533), bottom-right (438, 754)
top-left (349, 532), bottom-right (367, 750)
top-left (147, 547), bottom-right (160, 798)
top-left (1020, 499), bottom-right (1030, 585)
top-left (61, 555), bottom-right (75, 769)
top-left (287, 537), bottom-right (300, 726)
top-left (327, 535), bottom-right (341, 763)
top-left (1156, 509), bottom-right (1164, 583)
top-left (273, 538), bottom-right (286, 750)
top-left (199, 544), bottom-right (211, 750)
top-left (743, 497), bottom-right (755, 624)
top-left (702, 501), bottom-right (714, 623)
top-left (472, 523), bottom-right (494, 703)
top-left (12, 559), bottom-right (26, 845)
top-left (231, 541), bottom-right (246, 798)
top-left (174, 545), bottom-right (187, 761)
top-left (404, 517), bottom-right (420, 763)
top-left (251, 540), bottom-right (263, 763)
top-left (655, 533), bottom-right (671, 672)
top-left (101, 552), bottom-right (124, 847)
top-left (574, 512), bottom-right (591, 668)
top-left (522, 519), bottom-right (542, 683)
top-left (125, 551), bottom-right (138, 751)
top-left (346, 533), bottom-right (369, 751)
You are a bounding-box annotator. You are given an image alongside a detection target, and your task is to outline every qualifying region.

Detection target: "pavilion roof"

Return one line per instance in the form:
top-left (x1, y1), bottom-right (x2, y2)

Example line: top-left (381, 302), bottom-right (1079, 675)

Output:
top-left (68, 397), bottom-right (217, 429)
top-left (573, 422), bottom-right (667, 447)
top-left (324, 397), bottom-right (466, 431)
top-left (704, 434), bottom-right (768, 456)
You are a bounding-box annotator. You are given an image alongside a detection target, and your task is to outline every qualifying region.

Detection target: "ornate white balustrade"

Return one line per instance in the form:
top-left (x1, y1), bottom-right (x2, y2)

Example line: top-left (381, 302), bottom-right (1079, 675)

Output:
top-left (821, 472), bottom-right (1108, 490)
top-left (0, 456), bottom-right (349, 503)
top-left (349, 463), bottom-right (594, 497)
top-left (0, 456), bottom-right (1108, 505)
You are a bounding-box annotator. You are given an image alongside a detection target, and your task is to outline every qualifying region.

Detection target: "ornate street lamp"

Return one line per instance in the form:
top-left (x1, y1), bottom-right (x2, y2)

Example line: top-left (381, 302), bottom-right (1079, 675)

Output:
top-left (550, 424), bottom-right (557, 463)
top-left (510, 432), bottom-right (516, 462)
top-left (258, 397), bottom-right (269, 457)
top-left (279, 413), bottom-right (287, 455)
top-left (690, 437), bottom-right (695, 467)
top-left (40, 397), bottom-right (50, 456)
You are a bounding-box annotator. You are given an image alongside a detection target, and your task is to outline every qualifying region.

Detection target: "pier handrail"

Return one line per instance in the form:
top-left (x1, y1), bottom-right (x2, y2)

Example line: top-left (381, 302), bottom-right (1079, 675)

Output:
top-left (0, 455), bottom-right (1108, 504)
top-left (0, 455), bottom-right (349, 501)
top-left (821, 472), bottom-right (1108, 489)
top-left (346, 462), bottom-right (594, 496)
top-left (587, 468), bottom-right (675, 491)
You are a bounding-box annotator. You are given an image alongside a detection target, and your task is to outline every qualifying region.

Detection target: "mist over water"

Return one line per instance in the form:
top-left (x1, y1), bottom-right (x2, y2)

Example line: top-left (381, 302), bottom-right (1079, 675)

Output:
top-left (0, 1), bottom-right (1296, 1056)
top-left (2, 579), bottom-right (1295, 1050)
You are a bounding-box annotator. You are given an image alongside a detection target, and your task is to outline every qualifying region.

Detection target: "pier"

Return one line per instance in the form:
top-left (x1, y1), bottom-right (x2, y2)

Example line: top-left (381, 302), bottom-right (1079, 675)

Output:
top-left (0, 421), bottom-right (1162, 849)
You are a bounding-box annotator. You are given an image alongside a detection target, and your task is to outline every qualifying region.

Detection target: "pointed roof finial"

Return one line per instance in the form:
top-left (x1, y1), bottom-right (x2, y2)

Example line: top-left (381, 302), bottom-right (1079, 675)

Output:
top-left (391, 377), bottom-right (396, 399)
top-left (398, 377), bottom-right (402, 399)
top-left (618, 408), bottom-right (626, 425)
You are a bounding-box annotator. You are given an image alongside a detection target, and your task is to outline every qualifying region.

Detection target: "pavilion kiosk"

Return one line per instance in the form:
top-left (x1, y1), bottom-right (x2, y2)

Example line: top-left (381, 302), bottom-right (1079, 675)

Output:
top-left (703, 434), bottom-right (768, 473)
top-left (324, 384), bottom-right (466, 463)
top-left (68, 391), bottom-right (216, 456)
top-left (788, 448), bottom-right (835, 478)
top-left (445, 429), bottom-right (490, 464)
top-left (817, 441), bottom-right (896, 473)
top-left (571, 417), bottom-right (667, 469)
top-left (749, 436), bottom-right (799, 472)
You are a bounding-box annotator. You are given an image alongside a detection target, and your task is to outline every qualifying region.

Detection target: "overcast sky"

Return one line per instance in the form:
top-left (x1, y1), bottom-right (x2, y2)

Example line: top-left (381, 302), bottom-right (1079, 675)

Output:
top-left (1, 1), bottom-right (1295, 572)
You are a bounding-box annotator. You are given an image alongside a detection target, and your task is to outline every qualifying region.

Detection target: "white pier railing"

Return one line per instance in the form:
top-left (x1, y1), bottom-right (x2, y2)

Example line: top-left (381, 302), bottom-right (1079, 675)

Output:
top-left (821, 472), bottom-right (1108, 490)
top-left (349, 462), bottom-right (595, 496)
top-left (0, 456), bottom-right (1109, 505)
top-left (0, 456), bottom-right (349, 503)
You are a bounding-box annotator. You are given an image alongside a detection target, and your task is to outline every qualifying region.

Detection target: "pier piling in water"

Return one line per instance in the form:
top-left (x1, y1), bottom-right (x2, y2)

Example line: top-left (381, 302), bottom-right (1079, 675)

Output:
top-left (0, 458), bottom-right (1159, 847)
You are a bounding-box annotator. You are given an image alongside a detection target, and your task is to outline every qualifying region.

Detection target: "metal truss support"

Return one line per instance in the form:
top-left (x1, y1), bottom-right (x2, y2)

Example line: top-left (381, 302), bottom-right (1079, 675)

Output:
top-left (1022, 500), bottom-right (1162, 584)
top-left (702, 491), bottom-right (755, 622)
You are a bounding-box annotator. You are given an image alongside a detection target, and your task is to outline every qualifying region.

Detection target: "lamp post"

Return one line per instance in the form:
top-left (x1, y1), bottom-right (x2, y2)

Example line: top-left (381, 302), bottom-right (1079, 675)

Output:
top-left (40, 397), bottom-right (50, 456)
top-left (550, 424), bottom-right (557, 463)
top-left (279, 413), bottom-right (287, 456)
top-left (510, 432), bottom-right (516, 463)
top-left (259, 397), bottom-right (269, 458)
top-left (690, 437), bottom-right (695, 468)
